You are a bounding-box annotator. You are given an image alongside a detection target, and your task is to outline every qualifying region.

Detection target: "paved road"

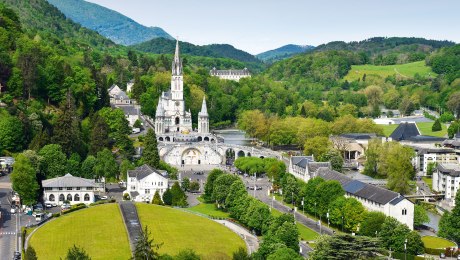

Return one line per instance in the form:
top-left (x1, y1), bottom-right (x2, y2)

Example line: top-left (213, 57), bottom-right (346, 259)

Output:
top-left (214, 220), bottom-right (259, 254)
top-left (0, 174), bottom-right (18, 260)
top-left (119, 201), bottom-right (142, 256)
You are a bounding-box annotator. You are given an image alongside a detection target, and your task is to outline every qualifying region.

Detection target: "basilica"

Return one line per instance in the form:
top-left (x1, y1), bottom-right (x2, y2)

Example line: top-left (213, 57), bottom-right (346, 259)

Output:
top-left (154, 41), bottom-right (211, 141)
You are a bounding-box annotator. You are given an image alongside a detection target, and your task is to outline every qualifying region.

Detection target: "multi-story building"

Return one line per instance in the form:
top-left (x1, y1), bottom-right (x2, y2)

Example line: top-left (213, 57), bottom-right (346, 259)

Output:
top-left (125, 164), bottom-right (169, 202)
top-left (288, 156), bottom-right (330, 182)
top-left (433, 163), bottom-right (460, 206)
top-left (410, 147), bottom-right (458, 174)
top-left (108, 84), bottom-right (131, 105)
top-left (209, 67), bottom-right (251, 81)
top-left (42, 174), bottom-right (103, 205)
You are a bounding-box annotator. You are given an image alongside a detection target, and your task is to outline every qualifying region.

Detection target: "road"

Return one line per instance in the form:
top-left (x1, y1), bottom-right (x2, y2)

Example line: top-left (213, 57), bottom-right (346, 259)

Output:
top-left (0, 174), bottom-right (18, 260)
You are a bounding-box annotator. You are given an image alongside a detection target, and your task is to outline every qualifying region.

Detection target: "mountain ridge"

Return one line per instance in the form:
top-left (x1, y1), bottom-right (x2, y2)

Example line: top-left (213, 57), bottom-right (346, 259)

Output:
top-left (46, 0), bottom-right (173, 45)
top-left (257, 44), bottom-right (315, 63)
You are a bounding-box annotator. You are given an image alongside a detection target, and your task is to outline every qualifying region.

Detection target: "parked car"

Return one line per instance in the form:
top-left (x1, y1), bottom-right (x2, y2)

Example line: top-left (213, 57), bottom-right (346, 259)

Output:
top-left (35, 213), bottom-right (44, 222)
top-left (10, 206), bottom-right (16, 214)
top-left (100, 196), bottom-right (108, 200)
top-left (61, 203), bottom-right (70, 210)
top-left (440, 253), bottom-right (446, 259)
top-left (132, 128), bottom-right (141, 134)
top-left (13, 251), bottom-right (21, 260)
top-left (45, 203), bottom-right (53, 208)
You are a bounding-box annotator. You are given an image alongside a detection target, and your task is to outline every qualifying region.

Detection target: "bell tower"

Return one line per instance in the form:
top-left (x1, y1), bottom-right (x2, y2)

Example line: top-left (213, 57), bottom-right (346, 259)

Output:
top-left (171, 39), bottom-right (184, 102)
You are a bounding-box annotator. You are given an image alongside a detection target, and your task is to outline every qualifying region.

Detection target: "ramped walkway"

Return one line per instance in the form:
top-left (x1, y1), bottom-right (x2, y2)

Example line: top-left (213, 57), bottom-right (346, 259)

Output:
top-left (119, 201), bottom-right (143, 255)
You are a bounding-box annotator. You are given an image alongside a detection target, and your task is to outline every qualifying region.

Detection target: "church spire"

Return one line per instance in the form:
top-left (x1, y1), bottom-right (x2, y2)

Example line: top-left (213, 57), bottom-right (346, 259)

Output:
top-left (199, 96), bottom-right (208, 116)
top-left (172, 39), bottom-right (182, 76)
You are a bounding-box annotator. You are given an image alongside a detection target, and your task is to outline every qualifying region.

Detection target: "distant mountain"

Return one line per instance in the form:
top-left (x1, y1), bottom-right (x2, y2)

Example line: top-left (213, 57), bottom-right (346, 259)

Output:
top-left (46, 0), bottom-right (173, 45)
top-left (257, 44), bottom-right (315, 63)
top-left (132, 37), bottom-right (262, 64)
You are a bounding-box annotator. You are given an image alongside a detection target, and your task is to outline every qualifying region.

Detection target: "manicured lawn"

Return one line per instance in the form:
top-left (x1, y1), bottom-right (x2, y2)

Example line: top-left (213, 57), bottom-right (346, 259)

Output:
top-left (380, 124), bottom-right (398, 137)
top-left (344, 61), bottom-right (436, 82)
top-left (188, 197), bottom-right (230, 218)
top-left (422, 236), bottom-right (457, 249)
top-left (29, 204), bottom-right (131, 260)
top-left (416, 122), bottom-right (447, 137)
top-left (136, 204), bottom-right (245, 259)
top-left (271, 208), bottom-right (319, 241)
top-left (422, 176), bottom-right (433, 191)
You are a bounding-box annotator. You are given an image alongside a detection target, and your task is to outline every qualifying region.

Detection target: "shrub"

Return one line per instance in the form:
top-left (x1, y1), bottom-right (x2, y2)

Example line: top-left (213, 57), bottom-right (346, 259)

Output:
top-left (62, 204), bottom-right (86, 215)
top-left (432, 119), bottom-right (442, 132)
top-left (123, 193), bottom-right (131, 201)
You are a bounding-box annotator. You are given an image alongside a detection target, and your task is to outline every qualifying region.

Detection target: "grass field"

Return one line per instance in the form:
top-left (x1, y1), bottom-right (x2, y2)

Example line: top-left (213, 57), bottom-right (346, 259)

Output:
top-left (188, 197), bottom-right (230, 219)
top-left (271, 206), bottom-right (319, 241)
top-left (29, 204), bottom-right (131, 260)
top-left (344, 61), bottom-right (436, 82)
top-left (136, 204), bottom-right (245, 259)
top-left (422, 236), bottom-right (457, 249)
top-left (379, 122), bottom-right (447, 137)
top-left (422, 177), bottom-right (433, 191)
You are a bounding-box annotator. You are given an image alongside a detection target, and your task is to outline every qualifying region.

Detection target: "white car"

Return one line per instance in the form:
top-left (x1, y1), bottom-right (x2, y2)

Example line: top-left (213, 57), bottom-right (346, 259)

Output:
top-left (61, 204), bottom-right (71, 210)
top-left (100, 196), bottom-right (108, 200)
top-left (10, 207), bottom-right (16, 214)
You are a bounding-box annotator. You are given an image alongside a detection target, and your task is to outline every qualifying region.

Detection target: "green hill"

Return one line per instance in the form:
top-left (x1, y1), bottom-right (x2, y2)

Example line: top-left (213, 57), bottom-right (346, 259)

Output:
top-left (132, 37), bottom-right (263, 65)
top-left (344, 61), bottom-right (436, 82)
top-left (256, 44), bottom-right (315, 63)
top-left (46, 0), bottom-right (173, 45)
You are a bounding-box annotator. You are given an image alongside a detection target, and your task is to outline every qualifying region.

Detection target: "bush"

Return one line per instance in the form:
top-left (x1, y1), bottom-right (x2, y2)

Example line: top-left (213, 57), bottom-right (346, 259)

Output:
top-left (89, 199), bottom-right (116, 206)
top-left (123, 193), bottom-right (131, 201)
top-left (61, 204), bottom-right (87, 215)
top-left (432, 119), bottom-right (442, 132)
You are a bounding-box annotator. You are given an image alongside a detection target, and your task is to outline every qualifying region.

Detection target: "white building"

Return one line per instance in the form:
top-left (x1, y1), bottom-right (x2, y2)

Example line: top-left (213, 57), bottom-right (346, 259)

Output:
top-left (209, 67), bottom-right (251, 82)
top-left (42, 174), bottom-right (103, 205)
top-left (288, 156), bottom-right (330, 182)
top-left (126, 79), bottom-right (134, 93)
top-left (433, 164), bottom-right (460, 207)
top-left (313, 168), bottom-right (414, 230)
top-left (108, 84), bottom-right (131, 105)
top-left (125, 164), bottom-right (169, 202)
top-left (410, 147), bottom-right (458, 174)
top-left (118, 105), bottom-right (140, 127)
top-left (154, 40), bottom-right (208, 135)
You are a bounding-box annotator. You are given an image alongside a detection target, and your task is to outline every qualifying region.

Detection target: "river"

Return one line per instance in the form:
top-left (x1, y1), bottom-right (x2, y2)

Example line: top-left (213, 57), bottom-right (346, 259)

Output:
top-left (213, 129), bottom-right (253, 146)
top-left (426, 211), bottom-right (441, 232)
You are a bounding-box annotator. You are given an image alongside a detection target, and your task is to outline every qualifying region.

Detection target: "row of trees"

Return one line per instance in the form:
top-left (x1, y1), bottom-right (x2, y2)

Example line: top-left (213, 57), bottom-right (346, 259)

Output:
top-left (203, 169), bottom-right (302, 259)
top-left (439, 190), bottom-right (460, 244)
top-left (151, 182), bottom-right (188, 207)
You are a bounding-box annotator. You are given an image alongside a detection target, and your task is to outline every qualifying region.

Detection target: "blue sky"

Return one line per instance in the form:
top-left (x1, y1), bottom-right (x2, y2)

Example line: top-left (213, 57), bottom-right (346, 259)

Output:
top-left (86, 0), bottom-right (459, 54)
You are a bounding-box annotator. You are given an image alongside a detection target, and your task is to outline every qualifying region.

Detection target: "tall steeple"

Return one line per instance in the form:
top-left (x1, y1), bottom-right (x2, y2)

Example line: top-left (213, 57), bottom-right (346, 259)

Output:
top-left (198, 96), bottom-right (209, 134)
top-left (199, 96), bottom-right (208, 116)
top-left (172, 39), bottom-right (182, 76)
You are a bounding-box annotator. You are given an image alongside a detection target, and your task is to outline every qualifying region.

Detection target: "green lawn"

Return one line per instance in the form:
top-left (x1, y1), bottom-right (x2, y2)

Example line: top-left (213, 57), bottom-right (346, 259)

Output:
top-left (344, 61), bottom-right (436, 82)
top-left (416, 122), bottom-right (447, 137)
top-left (188, 197), bottom-right (230, 219)
top-left (136, 204), bottom-right (245, 259)
top-left (379, 122), bottom-right (447, 137)
top-left (422, 236), bottom-right (457, 249)
top-left (271, 208), bottom-right (319, 241)
top-left (29, 204), bottom-right (131, 260)
top-left (422, 177), bottom-right (433, 191)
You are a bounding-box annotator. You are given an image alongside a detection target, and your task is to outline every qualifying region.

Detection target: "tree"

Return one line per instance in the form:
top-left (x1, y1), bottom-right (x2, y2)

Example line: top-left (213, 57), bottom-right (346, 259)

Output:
top-left (363, 139), bottom-right (381, 177)
top-left (359, 211), bottom-right (386, 237)
top-left (0, 115), bottom-right (24, 153)
top-left (432, 119), bottom-right (442, 132)
top-left (143, 129), bottom-right (160, 168)
top-left (203, 169), bottom-right (224, 202)
top-left (379, 217), bottom-right (424, 254)
top-left (447, 91), bottom-right (460, 119)
top-left (414, 204), bottom-right (429, 227)
top-left (133, 119), bottom-right (142, 129)
top-left (448, 120), bottom-right (460, 139)
top-left (189, 181), bottom-right (200, 192)
top-left (427, 162), bottom-right (437, 176)
top-left (382, 143), bottom-right (415, 194)
top-left (175, 249), bottom-right (201, 260)
top-left (65, 245), bottom-right (91, 260)
top-left (320, 149), bottom-right (343, 172)
top-left (66, 153), bottom-right (81, 176)
top-left (438, 190), bottom-right (460, 244)
top-left (309, 234), bottom-right (382, 260)
top-left (38, 144), bottom-right (67, 178)
top-left (94, 148), bottom-right (118, 180)
top-left (120, 159), bottom-right (135, 181)
top-left (329, 197), bottom-right (366, 232)
top-left (162, 188), bottom-right (172, 206)
top-left (314, 180), bottom-right (344, 215)
top-left (226, 179), bottom-right (247, 209)
top-left (181, 178), bottom-right (190, 192)
top-left (151, 190), bottom-right (163, 205)
top-left (24, 245), bottom-right (38, 260)
top-left (303, 136), bottom-right (331, 159)
top-left (212, 174), bottom-right (239, 206)
top-left (232, 247), bottom-right (250, 260)
top-left (81, 155), bottom-right (97, 179)
top-left (133, 226), bottom-right (162, 260)
top-left (267, 247), bottom-right (302, 260)
top-left (170, 182), bottom-right (187, 207)
top-left (89, 114), bottom-right (109, 155)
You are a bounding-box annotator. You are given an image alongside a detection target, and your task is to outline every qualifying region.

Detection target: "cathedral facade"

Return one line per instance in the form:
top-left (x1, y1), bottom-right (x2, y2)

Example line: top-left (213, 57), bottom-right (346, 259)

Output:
top-left (154, 41), bottom-right (209, 136)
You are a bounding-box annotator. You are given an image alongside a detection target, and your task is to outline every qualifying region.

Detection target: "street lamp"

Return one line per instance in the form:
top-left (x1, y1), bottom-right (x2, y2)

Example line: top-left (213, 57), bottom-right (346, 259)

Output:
top-left (327, 210), bottom-right (330, 228)
top-left (404, 238), bottom-right (407, 260)
top-left (341, 215), bottom-right (344, 232)
top-left (314, 202), bottom-right (317, 220)
top-left (302, 197), bottom-right (304, 214)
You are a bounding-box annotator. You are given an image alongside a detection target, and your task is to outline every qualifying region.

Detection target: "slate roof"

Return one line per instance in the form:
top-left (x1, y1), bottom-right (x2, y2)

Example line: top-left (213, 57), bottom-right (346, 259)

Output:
top-left (127, 164), bottom-right (168, 180)
top-left (437, 164), bottom-right (460, 177)
top-left (42, 173), bottom-right (97, 188)
top-left (390, 122), bottom-right (420, 141)
top-left (315, 168), bottom-right (403, 205)
top-left (118, 105), bottom-right (139, 116)
top-left (291, 156), bottom-right (329, 172)
top-left (408, 135), bottom-right (446, 142)
top-left (340, 133), bottom-right (377, 140)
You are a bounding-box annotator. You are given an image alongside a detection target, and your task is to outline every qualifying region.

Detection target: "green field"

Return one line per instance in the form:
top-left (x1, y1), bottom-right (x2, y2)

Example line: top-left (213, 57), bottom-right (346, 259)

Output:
top-left (29, 204), bottom-right (131, 260)
top-left (188, 197), bottom-right (230, 219)
top-left (344, 61), bottom-right (436, 81)
top-left (379, 122), bottom-right (447, 137)
top-left (271, 208), bottom-right (319, 241)
top-left (422, 177), bottom-right (433, 191)
top-left (136, 204), bottom-right (245, 259)
top-left (422, 236), bottom-right (457, 249)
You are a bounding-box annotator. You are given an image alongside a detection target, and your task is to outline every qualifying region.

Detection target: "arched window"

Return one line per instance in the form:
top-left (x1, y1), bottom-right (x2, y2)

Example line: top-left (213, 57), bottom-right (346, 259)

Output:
top-left (74, 194), bottom-right (80, 201)
top-left (59, 194), bottom-right (65, 201)
top-left (49, 194), bottom-right (55, 201)
top-left (402, 208), bottom-right (407, 215)
top-left (175, 117), bottom-right (180, 125)
top-left (84, 194), bottom-right (90, 201)
top-left (67, 194), bottom-right (72, 201)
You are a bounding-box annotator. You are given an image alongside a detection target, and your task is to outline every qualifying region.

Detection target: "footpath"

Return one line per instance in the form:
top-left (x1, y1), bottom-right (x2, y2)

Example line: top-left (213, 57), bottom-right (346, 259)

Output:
top-left (119, 201), bottom-right (143, 255)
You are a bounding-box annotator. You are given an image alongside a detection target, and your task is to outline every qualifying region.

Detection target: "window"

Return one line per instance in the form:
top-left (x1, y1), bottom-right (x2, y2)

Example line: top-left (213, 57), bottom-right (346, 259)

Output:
top-left (86, 187), bottom-right (93, 191)
top-left (58, 187), bottom-right (63, 191)
top-left (67, 187), bottom-right (72, 191)
top-left (402, 208), bottom-right (407, 215)
top-left (76, 187), bottom-right (81, 191)
top-left (74, 194), bottom-right (80, 201)
top-left (131, 186), bottom-right (136, 190)
top-left (67, 194), bottom-right (73, 201)
top-left (44, 187), bottom-right (52, 191)
top-left (145, 189), bottom-right (150, 194)
top-left (49, 194), bottom-right (55, 201)
top-left (84, 194), bottom-right (90, 201)
top-left (59, 194), bottom-right (65, 201)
